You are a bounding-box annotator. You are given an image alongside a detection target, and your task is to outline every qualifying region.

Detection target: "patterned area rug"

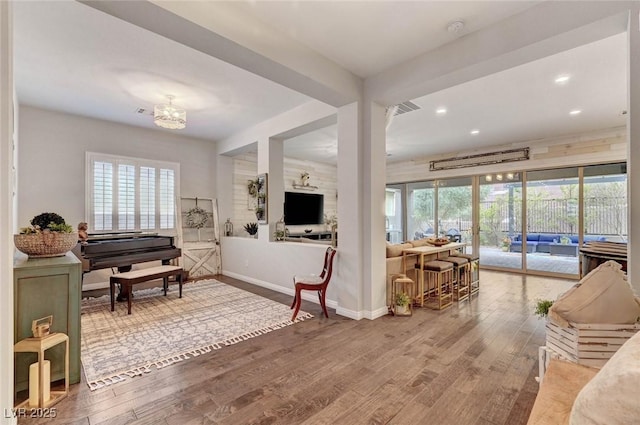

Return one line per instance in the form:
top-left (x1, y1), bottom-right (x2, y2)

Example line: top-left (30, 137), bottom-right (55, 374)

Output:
top-left (81, 279), bottom-right (311, 390)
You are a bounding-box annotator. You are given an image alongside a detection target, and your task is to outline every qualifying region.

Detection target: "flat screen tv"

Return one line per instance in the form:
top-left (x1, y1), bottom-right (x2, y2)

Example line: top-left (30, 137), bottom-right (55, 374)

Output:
top-left (284, 192), bottom-right (324, 225)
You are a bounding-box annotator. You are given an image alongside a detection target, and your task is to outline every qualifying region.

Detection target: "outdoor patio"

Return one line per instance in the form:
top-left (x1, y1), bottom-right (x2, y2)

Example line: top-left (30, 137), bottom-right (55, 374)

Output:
top-left (479, 246), bottom-right (579, 275)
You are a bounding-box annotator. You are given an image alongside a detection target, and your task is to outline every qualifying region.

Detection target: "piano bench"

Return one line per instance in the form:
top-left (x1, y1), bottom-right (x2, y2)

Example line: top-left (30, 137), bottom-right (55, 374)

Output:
top-left (110, 265), bottom-right (184, 315)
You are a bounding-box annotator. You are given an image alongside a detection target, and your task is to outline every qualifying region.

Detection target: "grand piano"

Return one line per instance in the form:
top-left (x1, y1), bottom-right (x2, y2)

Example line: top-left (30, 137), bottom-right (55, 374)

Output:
top-left (74, 232), bottom-right (181, 273)
top-left (72, 232), bottom-right (181, 298)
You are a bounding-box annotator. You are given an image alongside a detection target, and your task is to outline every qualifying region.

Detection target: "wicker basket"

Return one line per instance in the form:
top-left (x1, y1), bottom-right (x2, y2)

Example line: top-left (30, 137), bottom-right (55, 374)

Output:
top-left (14, 232), bottom-right (78, 258)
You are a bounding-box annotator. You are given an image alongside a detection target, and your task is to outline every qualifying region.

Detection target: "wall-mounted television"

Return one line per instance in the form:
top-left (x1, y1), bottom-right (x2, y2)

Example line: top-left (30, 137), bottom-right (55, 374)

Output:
top-left (284, 192), bottom-right (324, 225)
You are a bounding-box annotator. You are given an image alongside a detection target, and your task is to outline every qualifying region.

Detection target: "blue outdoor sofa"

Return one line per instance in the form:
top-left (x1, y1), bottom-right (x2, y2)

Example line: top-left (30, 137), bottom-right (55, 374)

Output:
top-left (509, 234), bottom-right (606, 255)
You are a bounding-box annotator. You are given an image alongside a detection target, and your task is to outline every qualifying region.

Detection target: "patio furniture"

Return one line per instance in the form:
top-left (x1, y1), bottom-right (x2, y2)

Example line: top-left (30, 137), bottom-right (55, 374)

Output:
top-left (549, 243), bottom-right (579, 257)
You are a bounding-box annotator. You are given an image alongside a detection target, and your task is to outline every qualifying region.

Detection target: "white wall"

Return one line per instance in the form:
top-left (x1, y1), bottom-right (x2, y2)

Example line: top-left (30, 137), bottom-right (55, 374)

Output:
top-left (17, 106), bottom-right (218, 287)
top-left (17, 106), bottom-right (217, 229)
top-left (0, 2), bottom-right (15, 423)
top-left (387, 127), bottom-right (627, 184)
top-left (230, 151), bottom-right (338, 236)
top-left (221, 238), bottom-right (337, 307)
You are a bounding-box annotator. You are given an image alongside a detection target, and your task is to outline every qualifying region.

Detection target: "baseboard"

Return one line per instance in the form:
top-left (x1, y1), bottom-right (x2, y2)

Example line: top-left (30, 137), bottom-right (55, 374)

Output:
top-left (83, 281), bottom-right (109, 291)
top-left (222, 270), bottom-right (338, 310)
top-left (335, 305), bottom-right (389, 320)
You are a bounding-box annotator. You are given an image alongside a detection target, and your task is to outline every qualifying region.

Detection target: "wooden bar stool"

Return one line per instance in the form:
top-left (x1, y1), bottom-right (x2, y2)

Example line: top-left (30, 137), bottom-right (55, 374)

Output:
top-left (420, 260), bottom-right (454, 310)
top-left (453, 252), bottom-right (479, 296)
top-left (441, 256), bottom-right (470, 302)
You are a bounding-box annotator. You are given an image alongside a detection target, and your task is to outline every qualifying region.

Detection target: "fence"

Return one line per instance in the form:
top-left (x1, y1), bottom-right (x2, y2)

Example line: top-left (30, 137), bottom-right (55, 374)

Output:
top-left (479, 197), bottom-right (627, 236)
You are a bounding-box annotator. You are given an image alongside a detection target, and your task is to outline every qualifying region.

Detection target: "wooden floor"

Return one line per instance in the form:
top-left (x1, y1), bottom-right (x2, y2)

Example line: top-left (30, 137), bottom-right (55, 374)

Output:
top-left (19, 271), bottom-right (574, 425)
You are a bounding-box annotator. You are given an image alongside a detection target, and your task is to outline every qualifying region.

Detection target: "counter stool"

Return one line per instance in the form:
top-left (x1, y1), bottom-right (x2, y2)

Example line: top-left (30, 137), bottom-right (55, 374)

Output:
top-left (453, 253), bottom-right (480, 295)
top-left (419, 260), bottom-right (453, 310)
top-left (441, 256), bottom-right (470, 302)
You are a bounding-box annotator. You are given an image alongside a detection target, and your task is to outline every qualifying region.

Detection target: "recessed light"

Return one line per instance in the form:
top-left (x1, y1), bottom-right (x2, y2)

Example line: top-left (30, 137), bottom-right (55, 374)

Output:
top-left (555, 75), bottom-right (571, 85)
top-left (570, 110), bottom-right (582, 116)
top-left (435, 107), bottom-right (447, 115)
top-left (470, 129), bottom-right (480, 135)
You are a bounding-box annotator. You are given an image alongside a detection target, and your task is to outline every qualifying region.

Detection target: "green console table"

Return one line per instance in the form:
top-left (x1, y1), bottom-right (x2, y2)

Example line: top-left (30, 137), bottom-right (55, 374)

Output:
top-left (13, 252), bottom-right (81, 394)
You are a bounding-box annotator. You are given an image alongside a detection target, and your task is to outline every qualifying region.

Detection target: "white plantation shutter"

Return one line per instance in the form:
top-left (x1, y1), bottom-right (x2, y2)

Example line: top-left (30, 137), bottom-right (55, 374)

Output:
top-left (140, 167), bottom-right (156, 230)
top-left (93, 161), bottom-right (113, 231)
top-left (118, 164), bottom-right (135, 230)
top-left (159, 169), bottom-right (175, 229)
top-left (87, 153), bottom-right (179, 233)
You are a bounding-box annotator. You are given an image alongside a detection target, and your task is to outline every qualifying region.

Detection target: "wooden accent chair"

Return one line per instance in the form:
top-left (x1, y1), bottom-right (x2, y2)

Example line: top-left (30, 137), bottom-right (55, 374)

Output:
top-left (291, 247), bottom-right (337, 321)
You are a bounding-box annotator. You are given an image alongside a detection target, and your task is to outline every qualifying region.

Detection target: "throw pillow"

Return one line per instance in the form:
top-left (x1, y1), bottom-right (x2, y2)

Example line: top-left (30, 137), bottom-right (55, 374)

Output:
top-left (549, 260), bottom-right (640, 327)
top-left (570, 330), bottom-right (640, 424)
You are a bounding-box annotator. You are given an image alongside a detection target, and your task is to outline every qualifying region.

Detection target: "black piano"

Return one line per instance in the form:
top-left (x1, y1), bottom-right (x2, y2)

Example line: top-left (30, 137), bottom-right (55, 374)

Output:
top-left (73, 232), bottom-right (181, 274)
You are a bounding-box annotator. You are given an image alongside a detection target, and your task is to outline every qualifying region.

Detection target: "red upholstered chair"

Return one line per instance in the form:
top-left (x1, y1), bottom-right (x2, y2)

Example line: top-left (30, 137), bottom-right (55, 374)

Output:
top-left (290, 247), bottom-right (337, 321)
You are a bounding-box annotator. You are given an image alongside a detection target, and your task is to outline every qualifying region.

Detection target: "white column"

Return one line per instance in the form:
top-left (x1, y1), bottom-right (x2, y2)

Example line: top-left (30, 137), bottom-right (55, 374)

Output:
top-left (627, 8), bottom-right (640, 295)
top-left (336, 102), bottom-right (363, 318)
top-left (257, 137), bottom-right (284, 242)
top-left (0, 1), bottom-right (15, 423)
top-left (362, 100), bottom-right (388, 318)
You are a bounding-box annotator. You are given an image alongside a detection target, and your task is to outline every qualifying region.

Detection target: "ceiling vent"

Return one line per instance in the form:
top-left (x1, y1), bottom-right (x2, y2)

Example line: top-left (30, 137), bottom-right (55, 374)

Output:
top-left (135, 107), bottom-right (147, 114)
top-left (393, 101), bottom-right (421, 116)
top-left (430, 148), bottom-right (530, 171)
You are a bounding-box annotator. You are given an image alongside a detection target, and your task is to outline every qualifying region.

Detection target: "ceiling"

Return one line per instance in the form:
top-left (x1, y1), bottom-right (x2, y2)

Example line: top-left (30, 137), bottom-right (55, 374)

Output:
top-left (12, 1), bottom-right (627, 165)
top-left (285, 32), bottom-right (627, 164)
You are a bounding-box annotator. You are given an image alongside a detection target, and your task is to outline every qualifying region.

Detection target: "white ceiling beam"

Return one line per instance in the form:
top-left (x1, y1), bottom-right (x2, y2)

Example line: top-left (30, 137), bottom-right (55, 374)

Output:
top-left (80, 1), bottom-right (362, 108)
top-left (366, 1), bottom-right (633, 106)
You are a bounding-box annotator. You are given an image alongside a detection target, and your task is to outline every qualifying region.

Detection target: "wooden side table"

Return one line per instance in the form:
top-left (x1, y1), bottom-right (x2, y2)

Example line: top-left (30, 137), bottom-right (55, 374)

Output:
top-left (14, 333), bottom-right (69, 408)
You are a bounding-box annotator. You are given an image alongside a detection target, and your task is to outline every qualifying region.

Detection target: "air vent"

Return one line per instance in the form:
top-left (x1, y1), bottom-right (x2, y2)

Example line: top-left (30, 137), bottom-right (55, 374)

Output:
top-left (135, 108), bottom-right (147, 114)
top-left (393, 101), bottom-right (421, 116)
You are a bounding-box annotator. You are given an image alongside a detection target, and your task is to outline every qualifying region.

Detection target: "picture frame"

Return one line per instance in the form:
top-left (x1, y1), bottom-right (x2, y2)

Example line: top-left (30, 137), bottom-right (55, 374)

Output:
top-left (256, 173), bottom-right (268, 224)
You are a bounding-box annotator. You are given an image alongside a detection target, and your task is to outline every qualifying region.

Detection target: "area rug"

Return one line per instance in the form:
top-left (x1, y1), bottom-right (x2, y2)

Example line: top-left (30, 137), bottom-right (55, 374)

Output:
top-left (81, 279), bottom-right (312, 390)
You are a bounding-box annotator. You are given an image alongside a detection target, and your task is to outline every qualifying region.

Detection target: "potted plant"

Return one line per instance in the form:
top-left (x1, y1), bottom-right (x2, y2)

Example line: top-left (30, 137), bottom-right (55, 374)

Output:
top-left (534, 299), bottom-right (554, 319)
top-left (255, 207), bottom-right (264, 221)
top-left (394, 292), bottom-right (411, 315)
top-left (15, 212), bottom-right (78, 258)
top-left (243, 222), bottom-right (258, 238)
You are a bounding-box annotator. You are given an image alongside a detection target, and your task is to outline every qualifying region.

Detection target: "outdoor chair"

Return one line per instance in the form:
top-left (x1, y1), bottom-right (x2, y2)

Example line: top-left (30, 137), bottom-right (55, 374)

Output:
top-left (290, 247), bottom-right (337, 321)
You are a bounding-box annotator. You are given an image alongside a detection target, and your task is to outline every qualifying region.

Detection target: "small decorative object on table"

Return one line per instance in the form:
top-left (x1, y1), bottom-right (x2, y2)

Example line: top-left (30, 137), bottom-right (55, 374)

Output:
top-left (14, 212), bottom-right (78, 258)
top-left (32, 316), bottom-right (53, 338)
top-left (244, 222), bottom-right (258, 237)
top-left (77, 222), bottom-right (89, 242)
top-left (304, 229), bottom-right (312, 234)
top-left (224, 218), bottom-right (234, 236)
top-left (274, 217), bottom-right (286, 241)
top-left (428, 237), bottom-right (450, 247)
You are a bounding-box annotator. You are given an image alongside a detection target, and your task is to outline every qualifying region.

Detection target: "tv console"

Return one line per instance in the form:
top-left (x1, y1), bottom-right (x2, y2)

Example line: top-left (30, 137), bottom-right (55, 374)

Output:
top-left (287, 231), bottom-right (333, 241)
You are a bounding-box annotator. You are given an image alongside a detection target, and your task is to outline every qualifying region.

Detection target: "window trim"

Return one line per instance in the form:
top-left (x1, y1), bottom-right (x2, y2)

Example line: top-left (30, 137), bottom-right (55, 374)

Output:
top-left (85, 152), bottom-right (180, 234)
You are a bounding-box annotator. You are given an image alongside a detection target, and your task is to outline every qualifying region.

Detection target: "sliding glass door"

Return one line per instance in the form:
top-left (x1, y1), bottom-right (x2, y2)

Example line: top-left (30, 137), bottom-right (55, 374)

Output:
top-left (388, 161), bottom-right (625, 279)
top-left (583, 163), bottom-right (627, 243)
top-left (385, 185), bottom-right (404, 243)
top-left (407, 181), bottom-right (435, 240)
top-left (438, 177), bottom-right (473, 252)
top-left (525, 168), bottom-right (579, 276)
top-left (479, 172), bottom-right (523, 271)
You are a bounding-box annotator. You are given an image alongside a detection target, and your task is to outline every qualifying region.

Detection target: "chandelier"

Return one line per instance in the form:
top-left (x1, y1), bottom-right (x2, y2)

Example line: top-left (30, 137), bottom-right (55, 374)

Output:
top-left (154, 95), bottom-right (186, 130)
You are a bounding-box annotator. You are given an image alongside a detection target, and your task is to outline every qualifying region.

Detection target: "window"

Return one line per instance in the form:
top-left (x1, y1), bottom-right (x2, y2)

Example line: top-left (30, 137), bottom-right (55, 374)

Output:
top-left (86, 152), bottom-right (179, 232)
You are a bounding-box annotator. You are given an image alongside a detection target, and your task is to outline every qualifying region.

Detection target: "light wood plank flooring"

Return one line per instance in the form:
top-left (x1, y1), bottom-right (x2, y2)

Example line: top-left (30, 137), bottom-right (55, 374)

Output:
top-left (18, 271), bottom-right (574, 425)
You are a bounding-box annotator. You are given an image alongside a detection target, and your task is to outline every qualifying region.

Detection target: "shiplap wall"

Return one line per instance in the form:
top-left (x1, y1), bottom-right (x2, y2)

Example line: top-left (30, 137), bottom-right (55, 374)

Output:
top-left (231, 152), bottom-right (337, 236)
top-left (387, 127), bottom-right (627, 184)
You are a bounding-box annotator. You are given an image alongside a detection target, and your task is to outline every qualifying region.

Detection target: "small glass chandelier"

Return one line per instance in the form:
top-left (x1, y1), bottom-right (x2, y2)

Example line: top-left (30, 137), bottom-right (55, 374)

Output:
top-left (154, 95), bottom-right (186, 130)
